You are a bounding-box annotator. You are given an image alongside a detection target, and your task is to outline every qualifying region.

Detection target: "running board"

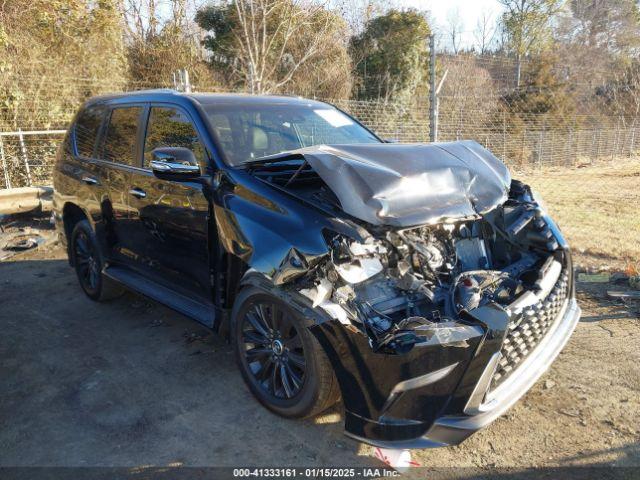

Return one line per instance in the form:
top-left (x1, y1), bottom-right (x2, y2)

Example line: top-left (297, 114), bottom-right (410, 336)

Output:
top-left (104, 266), bottom-right (215, 328)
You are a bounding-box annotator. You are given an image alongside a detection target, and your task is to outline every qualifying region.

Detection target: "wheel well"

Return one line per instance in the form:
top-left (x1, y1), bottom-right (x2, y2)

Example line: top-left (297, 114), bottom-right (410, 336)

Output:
top-left (221, 252), bottom-right (248, 310)
top-left (62, 203), bottom-right (88, 264)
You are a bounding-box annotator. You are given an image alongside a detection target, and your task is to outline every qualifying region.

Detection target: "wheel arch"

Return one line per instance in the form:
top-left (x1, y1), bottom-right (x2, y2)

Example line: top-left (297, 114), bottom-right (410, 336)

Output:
top-left (62, 202), bottom-right (92, 265)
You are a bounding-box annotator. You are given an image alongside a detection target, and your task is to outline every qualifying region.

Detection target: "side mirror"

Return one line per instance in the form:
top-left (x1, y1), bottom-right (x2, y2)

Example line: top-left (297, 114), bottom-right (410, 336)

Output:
top-left (383, 138), bottom-right (400, 143)
top-left (150, 147), bottom-right (200, 181)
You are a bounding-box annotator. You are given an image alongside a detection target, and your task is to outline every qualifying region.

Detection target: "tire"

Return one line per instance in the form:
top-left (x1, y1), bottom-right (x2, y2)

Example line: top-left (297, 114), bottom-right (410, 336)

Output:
top-left (70, 220), bottom-right (124, 302)
top-left (231, 286), bottom-right (340, 418)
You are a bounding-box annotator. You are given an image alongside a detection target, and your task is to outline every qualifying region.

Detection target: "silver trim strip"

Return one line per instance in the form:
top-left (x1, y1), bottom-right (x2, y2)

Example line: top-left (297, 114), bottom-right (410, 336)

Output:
top-left (350, 298), bottom-right (581, 449)
top-left (380, 362), bottom-right (460, 415)
top-left (463, 352), bottom-right (501, 414)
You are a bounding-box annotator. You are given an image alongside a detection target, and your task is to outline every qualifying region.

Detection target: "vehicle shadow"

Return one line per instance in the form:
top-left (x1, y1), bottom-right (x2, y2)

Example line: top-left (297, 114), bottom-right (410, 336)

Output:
top-left (0, 257), bottom-right (383, 468)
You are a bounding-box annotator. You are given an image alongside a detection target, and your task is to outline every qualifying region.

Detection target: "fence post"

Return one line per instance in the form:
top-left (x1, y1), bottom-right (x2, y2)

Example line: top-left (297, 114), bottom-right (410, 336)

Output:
top-left (502, 110), bottom-right (507, 161)
top-left (612, 121), bottom-right (619, 161)
top-left (18, 129), bottom-right (32, 187)
top-left (429, 34), bottom-right (436, 142)
top-left (0, 136), bottom-right (10, 189)
top-left (538, 130), bottom-right (543, 168)
top-left (520, 128), bottom-right (526, 166)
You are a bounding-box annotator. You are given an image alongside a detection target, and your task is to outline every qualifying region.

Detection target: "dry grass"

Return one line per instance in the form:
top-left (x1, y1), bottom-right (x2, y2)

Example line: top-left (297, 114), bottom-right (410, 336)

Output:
top-left (514, 158), bottom-right (640, 268)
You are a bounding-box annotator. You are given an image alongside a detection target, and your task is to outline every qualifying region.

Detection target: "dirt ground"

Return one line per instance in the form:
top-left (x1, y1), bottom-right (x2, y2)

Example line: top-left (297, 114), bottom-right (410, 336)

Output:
top-left (0, 217), bottom-right (638, 477)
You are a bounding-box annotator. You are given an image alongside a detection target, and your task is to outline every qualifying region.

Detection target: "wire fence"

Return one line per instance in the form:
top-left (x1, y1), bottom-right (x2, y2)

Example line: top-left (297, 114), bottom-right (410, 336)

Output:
top-left (0, 130), bottom-right (66, 189)
top-left (0, 71), bottom-right (638, 266)
top-left (2, 95), bottom-right (640, 184)
top-left (3, 49), bottom-right (640, 188)
top-left (1, 95), bottom-right (639, 189)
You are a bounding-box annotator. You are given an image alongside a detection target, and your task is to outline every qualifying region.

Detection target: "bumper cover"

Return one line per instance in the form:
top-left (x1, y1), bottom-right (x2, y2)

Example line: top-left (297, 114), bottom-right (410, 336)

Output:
top-left (346, 297), bottom-right (581, 449)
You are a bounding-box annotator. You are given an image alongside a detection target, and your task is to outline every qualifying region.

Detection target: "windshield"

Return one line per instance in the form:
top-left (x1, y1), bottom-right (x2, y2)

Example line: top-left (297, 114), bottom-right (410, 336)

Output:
top-left (203, 103), bottom-right (381, 166)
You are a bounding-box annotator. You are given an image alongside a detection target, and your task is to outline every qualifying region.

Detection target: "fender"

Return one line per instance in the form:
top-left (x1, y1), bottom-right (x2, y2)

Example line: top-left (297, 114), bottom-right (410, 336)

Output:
top-left (213, 167), bottom-right (367, 283)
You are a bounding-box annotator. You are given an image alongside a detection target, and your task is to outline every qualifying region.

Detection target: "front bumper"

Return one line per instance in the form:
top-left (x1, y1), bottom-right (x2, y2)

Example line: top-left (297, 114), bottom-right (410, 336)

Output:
top-left (309, 245), bottom-right (580, 449)
top-left (347, 297), bottom-right (581, 449)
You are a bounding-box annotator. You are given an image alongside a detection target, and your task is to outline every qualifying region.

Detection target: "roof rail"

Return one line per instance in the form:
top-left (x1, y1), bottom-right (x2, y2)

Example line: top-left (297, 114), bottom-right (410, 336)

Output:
top-left (129, 88), bottom-right (179, 94)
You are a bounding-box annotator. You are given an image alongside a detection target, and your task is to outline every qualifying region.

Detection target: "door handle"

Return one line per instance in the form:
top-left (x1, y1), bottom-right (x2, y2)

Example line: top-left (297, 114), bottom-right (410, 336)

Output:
top-left (129, 188), bottom-right (147, 199)
top-left (82, 176), bottom-right (98, 185)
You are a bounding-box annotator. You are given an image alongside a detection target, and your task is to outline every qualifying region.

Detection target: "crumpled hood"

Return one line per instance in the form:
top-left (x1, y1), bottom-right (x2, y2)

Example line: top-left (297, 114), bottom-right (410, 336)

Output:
top-left (291, 140), bottom-right (511, 227)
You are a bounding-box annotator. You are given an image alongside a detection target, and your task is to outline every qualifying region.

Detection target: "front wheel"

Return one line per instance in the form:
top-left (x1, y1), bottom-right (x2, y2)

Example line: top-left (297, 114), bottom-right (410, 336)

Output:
top-left (231, 286), bottom-right (340, 418)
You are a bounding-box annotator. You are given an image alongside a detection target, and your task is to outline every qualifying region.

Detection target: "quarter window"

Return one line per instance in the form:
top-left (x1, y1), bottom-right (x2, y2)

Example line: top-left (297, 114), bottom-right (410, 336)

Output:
top-left (74, 104), bottom-right (106, 158)
top-left (143, 107), bottom-right (205, 168)
top-left (102, 106), bottom-right (143, 166)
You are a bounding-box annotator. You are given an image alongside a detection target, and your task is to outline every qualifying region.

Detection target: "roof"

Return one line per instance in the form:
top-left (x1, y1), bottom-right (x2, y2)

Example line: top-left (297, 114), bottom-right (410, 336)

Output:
top-left (85, 89), bottom-right (330, 108)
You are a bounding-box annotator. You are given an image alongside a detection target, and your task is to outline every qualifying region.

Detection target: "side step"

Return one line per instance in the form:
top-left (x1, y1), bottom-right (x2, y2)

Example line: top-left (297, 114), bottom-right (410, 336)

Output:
top-left (104, 266), bottom-right (215, 328)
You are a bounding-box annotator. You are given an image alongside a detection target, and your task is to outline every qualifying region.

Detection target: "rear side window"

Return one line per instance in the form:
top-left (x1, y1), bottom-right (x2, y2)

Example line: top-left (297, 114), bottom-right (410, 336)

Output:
top-left (143, 106), bottom-right (205, 168)
top-left (74, 104), bottom-right (105, 158)
top-left (102, 106), bottom-right (143, 166)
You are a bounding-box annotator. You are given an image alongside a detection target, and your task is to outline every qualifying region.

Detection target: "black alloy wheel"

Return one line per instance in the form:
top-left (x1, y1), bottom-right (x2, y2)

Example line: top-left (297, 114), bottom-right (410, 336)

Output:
top-left (240, 301), bottom-right (306, 400)
top-left (74, 229), bottom-right (100, 294)
top-left (232, 287), bottom-right (340, 418)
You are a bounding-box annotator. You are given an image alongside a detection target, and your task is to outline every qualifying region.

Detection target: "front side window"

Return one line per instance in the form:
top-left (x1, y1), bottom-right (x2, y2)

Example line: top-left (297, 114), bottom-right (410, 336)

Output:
top-left (74, 104), bottom-right (106, 158)
top-left (102, 106), bottom-right (143, 166)
top-left (204, 103), bottom-right (380, 166)
top-left (143, 107), bottom-right (205, 168)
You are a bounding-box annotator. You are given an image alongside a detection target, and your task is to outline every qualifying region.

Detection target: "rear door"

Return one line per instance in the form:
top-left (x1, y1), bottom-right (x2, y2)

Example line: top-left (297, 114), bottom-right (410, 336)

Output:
top-left (68, 103), bottom-right (110, 246)
top-left (126, 104), bottom-right (211, 303)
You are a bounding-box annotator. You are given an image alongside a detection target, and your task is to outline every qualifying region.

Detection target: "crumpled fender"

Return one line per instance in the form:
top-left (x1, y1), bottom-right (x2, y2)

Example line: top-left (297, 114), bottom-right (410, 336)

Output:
top-left (214, 169), bottom-right (367, 283)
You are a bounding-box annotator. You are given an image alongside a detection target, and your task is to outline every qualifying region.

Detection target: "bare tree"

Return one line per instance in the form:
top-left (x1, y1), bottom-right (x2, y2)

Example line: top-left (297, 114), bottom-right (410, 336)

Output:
top-left (445, 8), bottom-right (464, 54)
top-left (331, 0), bottom-right (387, 34)
top-left (122, 0), bottom-right (159, 40)
top-left (474, 9), bottom-right (497, 54)
top-left (499, 0), bottom-right (563, 87)
top-left (231, 0), bottom-right (340, 94)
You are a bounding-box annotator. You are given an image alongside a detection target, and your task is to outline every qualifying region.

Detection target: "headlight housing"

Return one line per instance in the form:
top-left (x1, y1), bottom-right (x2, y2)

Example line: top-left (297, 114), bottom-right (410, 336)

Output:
top-left (531, 189), bottom-right (548, 214)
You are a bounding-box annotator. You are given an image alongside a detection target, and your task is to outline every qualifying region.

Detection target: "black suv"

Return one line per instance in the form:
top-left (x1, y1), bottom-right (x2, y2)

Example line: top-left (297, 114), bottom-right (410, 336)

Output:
top-left (53, 90), bottom-right (580, 448)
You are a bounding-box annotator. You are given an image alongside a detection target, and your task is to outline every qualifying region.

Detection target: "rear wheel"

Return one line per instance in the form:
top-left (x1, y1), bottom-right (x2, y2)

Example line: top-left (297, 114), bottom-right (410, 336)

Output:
top-left (232, 286), bottom-right (340, 418)
top-left (70, 220), bottom-right (123, 302)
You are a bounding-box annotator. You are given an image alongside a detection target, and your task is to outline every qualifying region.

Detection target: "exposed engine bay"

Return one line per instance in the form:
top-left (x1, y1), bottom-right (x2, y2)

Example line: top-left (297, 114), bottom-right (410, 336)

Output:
top-left (245, 141), bottom-right (568, 356)
top-left (225, 137), bottom-right (577, 447)
top-left (289, 179), bottom-right (565, 354)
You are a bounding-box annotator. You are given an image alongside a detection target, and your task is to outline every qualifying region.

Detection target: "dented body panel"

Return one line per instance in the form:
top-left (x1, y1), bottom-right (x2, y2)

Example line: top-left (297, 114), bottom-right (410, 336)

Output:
top-left (54, 92), bottom-right (579, 449)
top-left (253, 141), bottom-right (511, 227)
top-left (213, 167), bottom-right (368, 282)
top-left (221, 137), bottom-right (578, 447)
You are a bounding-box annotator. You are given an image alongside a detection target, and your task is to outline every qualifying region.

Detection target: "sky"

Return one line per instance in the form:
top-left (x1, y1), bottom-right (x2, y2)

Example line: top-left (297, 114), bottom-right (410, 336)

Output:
top-left (395, 0), bottom-right (505, 50)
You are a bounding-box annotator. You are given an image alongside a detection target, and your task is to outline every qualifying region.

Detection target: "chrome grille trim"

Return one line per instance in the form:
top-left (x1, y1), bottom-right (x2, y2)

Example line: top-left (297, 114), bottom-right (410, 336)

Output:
top-left (491, 268), bottom-right (570, 390)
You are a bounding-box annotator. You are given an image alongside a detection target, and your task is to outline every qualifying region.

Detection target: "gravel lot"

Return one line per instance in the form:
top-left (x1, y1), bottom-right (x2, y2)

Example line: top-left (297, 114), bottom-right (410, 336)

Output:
top-left (0, 219), bottom-right (638, 477)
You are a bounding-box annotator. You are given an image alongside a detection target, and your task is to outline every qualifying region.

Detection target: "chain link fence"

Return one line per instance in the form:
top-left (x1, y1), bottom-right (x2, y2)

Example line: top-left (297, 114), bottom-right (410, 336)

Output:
top-left (2, 95), bottom-right (638, 189)
top-left (2, 69), bottom-right (640, 187)
top-left (1, 63), bottom-right (638, 266)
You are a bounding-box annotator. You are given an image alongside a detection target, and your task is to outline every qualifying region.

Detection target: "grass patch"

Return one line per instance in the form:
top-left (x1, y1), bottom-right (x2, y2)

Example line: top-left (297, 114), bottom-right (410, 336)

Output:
top-left (514, 159), bottom-right (639, 267)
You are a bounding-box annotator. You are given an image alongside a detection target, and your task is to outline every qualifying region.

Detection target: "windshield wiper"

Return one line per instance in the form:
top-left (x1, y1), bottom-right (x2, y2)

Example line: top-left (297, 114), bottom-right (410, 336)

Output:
top-left (243, 151), bottom-right (306, 169)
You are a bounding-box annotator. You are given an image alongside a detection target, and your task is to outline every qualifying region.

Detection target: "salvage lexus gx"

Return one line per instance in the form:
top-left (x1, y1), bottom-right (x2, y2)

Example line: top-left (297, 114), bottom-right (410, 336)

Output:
top-left (53, 91), bottom-right (580, 448)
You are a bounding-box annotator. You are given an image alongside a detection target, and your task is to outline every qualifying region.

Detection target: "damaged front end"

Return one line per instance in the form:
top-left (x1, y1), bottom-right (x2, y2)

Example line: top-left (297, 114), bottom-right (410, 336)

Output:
top-left (239, 141), bottom-right (580, 447)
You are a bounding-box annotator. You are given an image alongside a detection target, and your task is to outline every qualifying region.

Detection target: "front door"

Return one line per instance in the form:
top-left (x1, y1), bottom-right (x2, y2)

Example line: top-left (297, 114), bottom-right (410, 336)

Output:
top-left (127, 105), bottom-right (211, 303)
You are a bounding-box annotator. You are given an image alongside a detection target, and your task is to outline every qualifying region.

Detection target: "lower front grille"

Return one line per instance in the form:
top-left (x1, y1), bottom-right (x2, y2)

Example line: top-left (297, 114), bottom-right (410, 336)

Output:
top-left (491, 269), bottom-right (570, 390)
